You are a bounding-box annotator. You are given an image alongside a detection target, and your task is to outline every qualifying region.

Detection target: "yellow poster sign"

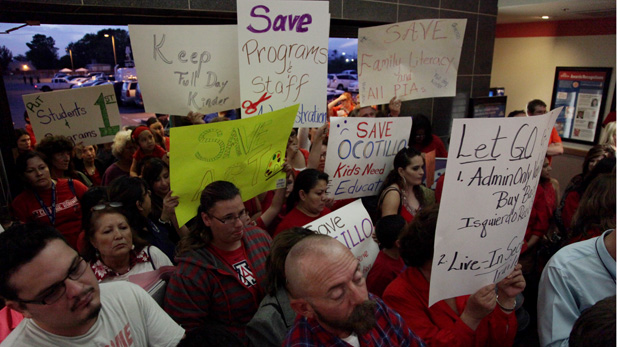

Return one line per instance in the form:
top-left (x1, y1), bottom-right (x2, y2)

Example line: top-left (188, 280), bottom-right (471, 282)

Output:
top-left (170, 104), bottom-right (298, 226)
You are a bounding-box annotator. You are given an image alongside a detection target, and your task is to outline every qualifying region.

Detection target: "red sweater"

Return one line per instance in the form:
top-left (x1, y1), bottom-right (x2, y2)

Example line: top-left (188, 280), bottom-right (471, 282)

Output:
top-left (412, 134), bottom-right (448, 158)
top-left (523, 179), bottom-right (557, 253)
top-left (366, 250), bottom-right (405, 298)
top-left (11, 179), bottom-right (87, 249)
top-left (383, 267), bottom-right (517, 347)
top-left (274, 206), bottom-right (331, 237)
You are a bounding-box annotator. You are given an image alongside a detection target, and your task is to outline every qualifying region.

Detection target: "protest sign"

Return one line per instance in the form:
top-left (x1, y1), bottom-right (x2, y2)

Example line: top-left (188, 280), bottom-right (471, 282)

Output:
top-left (358, 19), bottom-right (466, 106)
top-left (129, 25), bottom-right (240, 115)
top-left (170, 104), bottom-right (298, 226)
top-left (237, 0), bottom-right (330, 127)
top-left (428, 109), bottom-right (561, 306)
top-left (22, 84), bottom-right (121, 146)
top-left (324, 117), bottom-right (412, 200)
top-left (304, 199), bottom-right (379, 276)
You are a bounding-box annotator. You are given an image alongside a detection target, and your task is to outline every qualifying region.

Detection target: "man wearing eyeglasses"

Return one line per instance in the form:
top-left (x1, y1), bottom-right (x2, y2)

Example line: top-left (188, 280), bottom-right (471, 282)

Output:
top-left (0, 223), bottom-right (184, 346)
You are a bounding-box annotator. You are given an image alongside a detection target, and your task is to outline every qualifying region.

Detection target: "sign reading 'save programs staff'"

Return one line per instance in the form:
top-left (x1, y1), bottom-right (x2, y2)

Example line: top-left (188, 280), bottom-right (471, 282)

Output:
top-left (22, 84), bottom-right (121, 146)
top-left (237, 0), bottom-right (330, 127)
top-left (129, 25), bottom-right (240, 115)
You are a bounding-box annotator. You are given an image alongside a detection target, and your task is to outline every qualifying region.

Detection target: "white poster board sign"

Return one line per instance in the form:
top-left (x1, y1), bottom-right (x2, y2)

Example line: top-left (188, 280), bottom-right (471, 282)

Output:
top-left (129, 25), bottom-right (240, 115)
top-left (22, 84), bottom-right (121, 146)
top-left (324, 117), bottom-right (412, 200)
top-left (428, 109), bottom-right (561, 306)
top-left (358, 19), bottom-right (466, 106)
top-left (237, 0), bottom-right (330, 127)
top-left (304, 199), bottom-right (379, 276)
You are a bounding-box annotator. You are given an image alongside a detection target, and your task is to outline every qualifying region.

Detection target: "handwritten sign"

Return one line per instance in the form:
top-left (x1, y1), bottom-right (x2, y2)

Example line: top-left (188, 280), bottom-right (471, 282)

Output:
top-left (304, 199), bottom-right (379, 276)
top-left (358, 19), bottom-right (466, 106)
top-left (129, 25), bottom-right (240, 115)
top-left (22, 84), bottom-right (121, 146)
top-left (324, 117), bottom-right (412, 200)
top-left (428, 109), bottom-right (561, 306)
top-left (237, 1), bottom-right (330, 127)
top-left (170, 104), bottom-right (298, 226)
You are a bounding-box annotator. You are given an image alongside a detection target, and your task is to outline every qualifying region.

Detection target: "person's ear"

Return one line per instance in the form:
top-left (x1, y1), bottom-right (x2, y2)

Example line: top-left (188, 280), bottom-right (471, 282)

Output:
top-left (299, 190), bottom-right (307, 202)
top-left (395, 239), bottom-right (401, 249)
top-left (5, 300), bottom-right (32, 318)
top-left (201, 211), bottom-right (212, 228)
top-left (289, 298), bottom-right (315, 319)
top-left (135, 200), bottom-right (144, 213)
top-left (397, 167), bottom-right (404, 177)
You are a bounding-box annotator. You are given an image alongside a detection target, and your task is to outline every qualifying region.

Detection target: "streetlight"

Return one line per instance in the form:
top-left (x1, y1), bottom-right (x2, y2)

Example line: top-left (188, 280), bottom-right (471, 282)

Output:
top-left (66, 48), bottom-right (74, 71)
top-left (104, 33), bottom-right (117, 67)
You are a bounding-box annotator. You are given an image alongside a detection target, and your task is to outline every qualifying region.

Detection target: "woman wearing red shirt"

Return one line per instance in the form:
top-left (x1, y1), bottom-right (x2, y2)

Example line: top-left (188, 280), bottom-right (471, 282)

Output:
top-left (383, 205), bottom-right (524, 347)
top-left (409, 114), bottom-right (448, 158)
top-left (274, 169), bottom-right (331, 236)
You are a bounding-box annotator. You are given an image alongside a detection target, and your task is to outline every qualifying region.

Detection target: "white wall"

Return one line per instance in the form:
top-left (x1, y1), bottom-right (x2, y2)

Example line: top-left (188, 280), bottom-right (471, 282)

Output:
top-left (491, 34), bottom-right (616, 118)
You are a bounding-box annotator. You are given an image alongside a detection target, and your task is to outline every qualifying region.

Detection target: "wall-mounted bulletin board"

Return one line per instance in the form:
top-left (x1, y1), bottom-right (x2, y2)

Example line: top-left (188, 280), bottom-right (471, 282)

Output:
top-left (550, 67), bottom-right (612, 145)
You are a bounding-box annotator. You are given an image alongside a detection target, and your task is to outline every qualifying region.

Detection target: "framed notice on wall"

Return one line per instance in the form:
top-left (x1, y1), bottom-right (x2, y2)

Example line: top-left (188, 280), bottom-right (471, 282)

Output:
top-left (550, 67), bottom-right (612, 144)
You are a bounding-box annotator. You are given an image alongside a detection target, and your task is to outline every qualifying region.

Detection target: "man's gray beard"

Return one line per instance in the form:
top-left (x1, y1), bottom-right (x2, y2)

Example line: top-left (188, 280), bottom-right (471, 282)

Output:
top-left (314, 299), bottom-right (378, 336)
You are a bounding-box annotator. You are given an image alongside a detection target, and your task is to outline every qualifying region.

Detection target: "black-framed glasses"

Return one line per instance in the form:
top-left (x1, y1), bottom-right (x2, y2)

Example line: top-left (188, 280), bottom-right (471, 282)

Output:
top-left (209, 209), bottom-right (247, 225)
top-left (91, 202), bottom-right (123, 211)
top-left (16, 257), bottom-right (88, 305)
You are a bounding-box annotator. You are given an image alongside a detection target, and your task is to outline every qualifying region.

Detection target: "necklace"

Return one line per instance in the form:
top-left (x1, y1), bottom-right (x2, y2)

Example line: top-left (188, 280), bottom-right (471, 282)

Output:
top-left (401, 188), bottom-right (420, 216)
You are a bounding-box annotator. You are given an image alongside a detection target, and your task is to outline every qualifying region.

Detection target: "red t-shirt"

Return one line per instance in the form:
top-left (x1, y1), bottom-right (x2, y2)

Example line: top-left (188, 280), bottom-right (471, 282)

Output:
top-left (11, 179), bottom-right (88, 249)
top-left (547, 128), bottom-right (562, 165)
top-left (133, 144), bottom-right (167, 162)
top-left (209, 243), bottom-right (259, 298)
top-left (412, 135), bottom-right (448, 158)
top-left (366, 250), bottom-right (405, 298)
top-left (85, 168), bottom-right (102, 187)
top-left (274, 206), bottom-right (331, 237)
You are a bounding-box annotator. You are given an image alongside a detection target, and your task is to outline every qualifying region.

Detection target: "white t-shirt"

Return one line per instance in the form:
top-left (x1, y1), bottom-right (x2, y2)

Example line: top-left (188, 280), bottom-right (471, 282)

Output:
top-left (1, 281), bottom-right (184, 346)
top-left (100, 246), bottom-right (173, 283)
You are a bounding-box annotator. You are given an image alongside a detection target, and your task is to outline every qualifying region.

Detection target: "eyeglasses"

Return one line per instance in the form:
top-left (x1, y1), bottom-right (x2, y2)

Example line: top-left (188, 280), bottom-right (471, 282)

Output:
top-left (209, 209), bottom-right (247, 225)
top-left (91, 202), bottom-right (123, 211)
top-left (16, 257), bottom-right (88, 305)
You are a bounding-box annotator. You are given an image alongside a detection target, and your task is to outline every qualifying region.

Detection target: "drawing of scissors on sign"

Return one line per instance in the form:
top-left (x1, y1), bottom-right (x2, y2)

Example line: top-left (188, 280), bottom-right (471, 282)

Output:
top-left (242, 92), bottom-right (272, 114)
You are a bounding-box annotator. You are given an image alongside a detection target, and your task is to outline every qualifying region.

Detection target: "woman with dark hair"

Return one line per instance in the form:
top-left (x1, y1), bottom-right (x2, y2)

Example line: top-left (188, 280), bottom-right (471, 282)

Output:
top-left (108, 176), bottom-right (176, 261)
top-left (146, 116), bottom-right (170, 151)
top-left (141, 157), bottom-right (188, 242)
top-left (11, 151), bottom-right (87, 249)
top-left (557, 157), bottom-right (616, 237)
top-left (14, 128), bottom-right (31, 155)
top-left (378, 146), bottom-right (435, 223)
top-left (568, 173), bottom-right (616, 244)
top-left (409, 114), bottom-right (448, 157)
top-left (246, 227), bottom-right (316, 347)
top-left (164, 181), bottom-right (271, 344)
top-left (274, 169), bottom-right (330, 236)
top-left (79, 144), bottom-right (106, 186)
top-left (81, 204), bottom-right (172, 283)
top-left (555, 145), bottom-right (614, 234)
top-left (383, 205), bottom-right (524, 346)
top-left (36, 135), bottom-right (91, 186)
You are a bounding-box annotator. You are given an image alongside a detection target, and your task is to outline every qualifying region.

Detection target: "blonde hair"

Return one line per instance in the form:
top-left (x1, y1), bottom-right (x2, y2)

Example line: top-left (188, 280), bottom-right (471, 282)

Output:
top-left (111, 129), bottom-right (132, 158)
top-left (599, 122), bottom-right (616, 147)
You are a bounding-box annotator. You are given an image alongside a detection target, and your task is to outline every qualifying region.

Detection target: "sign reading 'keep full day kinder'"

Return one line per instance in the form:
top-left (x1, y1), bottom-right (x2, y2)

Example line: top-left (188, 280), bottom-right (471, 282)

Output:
top-left (429, 109), bottom-right (560, 306)
top-left (22, 84), bottom-right (121, 146)
top-left (237, 0), bottom-right (330, 127)
top-left (129, 25), bottom-right (240, 116)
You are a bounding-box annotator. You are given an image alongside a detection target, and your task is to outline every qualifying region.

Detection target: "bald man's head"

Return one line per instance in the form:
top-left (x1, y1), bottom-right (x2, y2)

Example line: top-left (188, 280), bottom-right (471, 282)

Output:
top-left (285, 234), bottom-right (350, 298)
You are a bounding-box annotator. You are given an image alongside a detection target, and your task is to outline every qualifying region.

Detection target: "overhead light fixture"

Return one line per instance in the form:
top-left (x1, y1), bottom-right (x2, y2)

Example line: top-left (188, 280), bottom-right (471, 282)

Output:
top-left (541, 16), bottom-right (550, 19)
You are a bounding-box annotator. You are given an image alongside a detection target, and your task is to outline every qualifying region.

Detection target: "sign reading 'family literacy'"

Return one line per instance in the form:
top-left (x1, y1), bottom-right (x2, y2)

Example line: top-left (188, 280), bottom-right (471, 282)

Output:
top-left (170, 104), bottom-right (298, 226)
top-left (304, 199), bottom-right (379, 276)
top-left (129, 25), bottom-right (240, 115)
top-left (324, 117), bottom-right (412, 200)
top-left (237, 0), bottom-right (330, 127)
top-left (22, 84), bottom-right (121, 146)
top-left (428, 109), bottom-right (561, 306)
top-left (358, 18), bottom-right (466, 106)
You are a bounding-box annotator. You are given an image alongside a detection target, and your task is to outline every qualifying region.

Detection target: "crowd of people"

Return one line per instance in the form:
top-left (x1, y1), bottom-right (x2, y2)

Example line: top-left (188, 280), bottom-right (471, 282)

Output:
top-left (0, 97), bottom-right (615, 346)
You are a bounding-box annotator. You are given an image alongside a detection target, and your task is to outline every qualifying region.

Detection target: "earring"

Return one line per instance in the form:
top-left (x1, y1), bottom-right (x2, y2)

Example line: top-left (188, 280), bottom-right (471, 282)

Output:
top-left (95, 249), bottom-right (100, 258)
top-left (131, 244), bottom-right (135, 250)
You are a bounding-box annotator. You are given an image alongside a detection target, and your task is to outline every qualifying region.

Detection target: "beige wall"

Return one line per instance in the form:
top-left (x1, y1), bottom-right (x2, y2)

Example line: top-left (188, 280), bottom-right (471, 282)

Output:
top-left (491, 34), bottom-right (616, 118)
top-left (491, 34), bottom-right (616, 193)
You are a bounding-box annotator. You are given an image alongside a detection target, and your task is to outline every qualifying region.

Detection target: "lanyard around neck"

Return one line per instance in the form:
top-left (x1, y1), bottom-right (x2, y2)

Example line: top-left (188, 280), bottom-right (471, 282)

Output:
top-left (33, 181), bottom-right (56, 226)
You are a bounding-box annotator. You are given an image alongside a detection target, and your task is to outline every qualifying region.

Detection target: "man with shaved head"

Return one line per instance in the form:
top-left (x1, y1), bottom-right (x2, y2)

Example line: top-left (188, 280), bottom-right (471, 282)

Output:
top-left (283, 234), bottom-right (424, 346)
